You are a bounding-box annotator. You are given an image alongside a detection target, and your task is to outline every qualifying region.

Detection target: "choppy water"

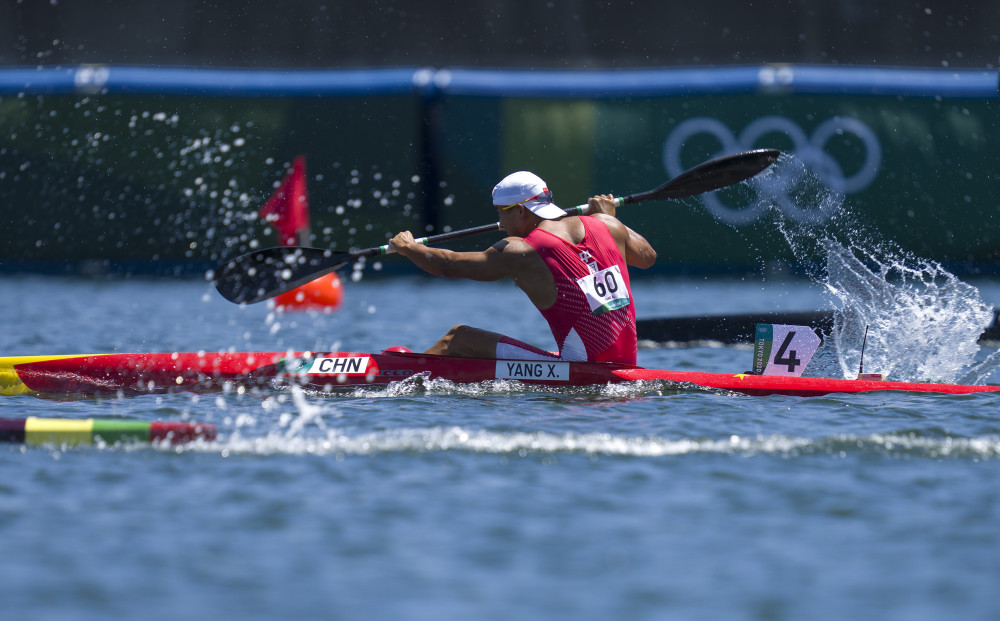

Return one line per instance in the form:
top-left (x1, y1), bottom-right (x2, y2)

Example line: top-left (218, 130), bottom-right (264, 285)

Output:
top-left (2, 273), bottom-right (1000, 620)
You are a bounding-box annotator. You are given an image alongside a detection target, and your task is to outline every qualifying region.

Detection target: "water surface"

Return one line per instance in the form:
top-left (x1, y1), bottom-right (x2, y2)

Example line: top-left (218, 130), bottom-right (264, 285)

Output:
top-left (2, 274), bottom-right (999, 621)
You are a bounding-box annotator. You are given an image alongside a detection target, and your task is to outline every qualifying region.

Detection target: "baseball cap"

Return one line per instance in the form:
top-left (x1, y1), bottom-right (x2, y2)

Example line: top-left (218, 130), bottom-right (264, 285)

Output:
top-left (492, 171), bottom-right (567, 220)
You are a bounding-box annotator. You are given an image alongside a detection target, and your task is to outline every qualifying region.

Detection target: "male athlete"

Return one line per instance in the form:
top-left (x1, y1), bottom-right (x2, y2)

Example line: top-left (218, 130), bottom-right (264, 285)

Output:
top-left (389, 171), bottom-right (657, 365)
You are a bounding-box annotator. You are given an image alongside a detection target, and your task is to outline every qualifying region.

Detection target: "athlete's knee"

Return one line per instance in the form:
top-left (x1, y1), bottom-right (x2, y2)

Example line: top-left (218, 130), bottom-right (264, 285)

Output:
top-left (428, 325), bottom-right (500, 358)
top-left (426, 325), bottom-right (470, 355)
top-left (440, 325), bottom-right (472, 347)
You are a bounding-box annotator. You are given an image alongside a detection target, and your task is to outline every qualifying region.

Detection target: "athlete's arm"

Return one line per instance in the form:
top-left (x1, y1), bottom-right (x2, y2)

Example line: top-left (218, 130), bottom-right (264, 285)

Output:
top-left (389, 231), bottom-right (535, 281)
top-left (618, 224), bottom-right (657, 269)
top-left (586, 195), bottom-right (657, 269)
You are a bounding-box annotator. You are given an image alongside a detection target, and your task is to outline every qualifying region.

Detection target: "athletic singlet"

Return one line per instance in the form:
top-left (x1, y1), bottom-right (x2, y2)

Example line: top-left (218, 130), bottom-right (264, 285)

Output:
top-left (521, 217), bottom-right (637, 365)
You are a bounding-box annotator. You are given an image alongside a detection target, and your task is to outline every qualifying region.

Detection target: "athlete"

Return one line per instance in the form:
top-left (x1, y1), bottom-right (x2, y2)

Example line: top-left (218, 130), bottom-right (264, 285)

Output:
top-left (389, 171), bottom-right (657, 364)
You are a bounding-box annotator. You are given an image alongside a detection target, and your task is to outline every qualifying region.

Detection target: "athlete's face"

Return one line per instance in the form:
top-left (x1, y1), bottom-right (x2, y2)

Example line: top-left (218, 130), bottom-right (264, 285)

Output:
top-left (496, 203), bottom-right (530, 236)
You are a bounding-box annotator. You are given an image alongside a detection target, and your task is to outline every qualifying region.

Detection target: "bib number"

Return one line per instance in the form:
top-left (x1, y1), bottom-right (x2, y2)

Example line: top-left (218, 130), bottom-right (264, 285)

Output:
top-left (576, 265), bottom-right (631, 316)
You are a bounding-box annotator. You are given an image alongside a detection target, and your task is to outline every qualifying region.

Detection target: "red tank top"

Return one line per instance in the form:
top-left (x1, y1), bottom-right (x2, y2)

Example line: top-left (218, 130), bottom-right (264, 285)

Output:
top-left (523, 217), bottom-right (637, 365)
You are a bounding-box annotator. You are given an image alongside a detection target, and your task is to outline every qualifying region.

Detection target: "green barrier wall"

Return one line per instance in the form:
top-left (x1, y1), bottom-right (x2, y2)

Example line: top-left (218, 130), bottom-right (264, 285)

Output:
top-left (437, 93), bottom-right (999, 272)
top-left (1, 93), bottom-right (424, 273)
top-left (1, 66), bottom-right (997, 275)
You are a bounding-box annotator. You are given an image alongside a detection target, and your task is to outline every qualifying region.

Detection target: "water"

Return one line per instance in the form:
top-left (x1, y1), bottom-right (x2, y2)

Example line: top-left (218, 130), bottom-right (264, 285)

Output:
top-left (2, 272), bottom-right (1000, 620)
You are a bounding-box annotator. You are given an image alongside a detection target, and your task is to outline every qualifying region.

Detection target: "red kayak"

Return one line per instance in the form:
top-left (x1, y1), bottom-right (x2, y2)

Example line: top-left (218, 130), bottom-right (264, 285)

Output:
top-left (3, 350), bottom-right (999, 398)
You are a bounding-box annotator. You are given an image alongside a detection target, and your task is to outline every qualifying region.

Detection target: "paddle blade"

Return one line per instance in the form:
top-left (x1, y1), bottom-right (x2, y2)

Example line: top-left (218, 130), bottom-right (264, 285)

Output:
top-left (214, 247), bottom-right (351, 304)
top-left (625, 148), bottom-right (780, 203)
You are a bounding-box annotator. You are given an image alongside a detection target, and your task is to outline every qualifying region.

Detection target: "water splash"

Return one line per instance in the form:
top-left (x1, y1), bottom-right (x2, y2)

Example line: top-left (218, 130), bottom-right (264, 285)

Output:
top-left (766, 154), bottom-right (996, 384)
top-left (294, 373), bottom-right (693, 400)
top-left (821, 240), bottom-right (992, 382)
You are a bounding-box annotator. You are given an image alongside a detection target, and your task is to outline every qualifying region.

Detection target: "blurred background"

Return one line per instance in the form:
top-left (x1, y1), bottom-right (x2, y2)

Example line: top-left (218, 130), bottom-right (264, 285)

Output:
top-left (1, 0), bottom-right (998, 277)
top-left (4, 1), bottom-right (996, 68)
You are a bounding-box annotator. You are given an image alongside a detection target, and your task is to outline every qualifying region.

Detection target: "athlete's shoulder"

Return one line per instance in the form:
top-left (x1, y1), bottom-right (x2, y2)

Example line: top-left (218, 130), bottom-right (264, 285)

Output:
top-left (584, 213), bottom-right (627, 236)
top-left (584, 212), bottom-right (619, 225)
top-left (489, 236), bottom-right (535, 255)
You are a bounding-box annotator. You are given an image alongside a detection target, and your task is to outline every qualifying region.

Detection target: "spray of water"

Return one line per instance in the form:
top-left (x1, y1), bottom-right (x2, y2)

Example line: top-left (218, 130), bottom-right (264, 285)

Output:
top-left (820, 239), bottom-right (992, 382)
top-left (759, 154), bottom-right (996, 384)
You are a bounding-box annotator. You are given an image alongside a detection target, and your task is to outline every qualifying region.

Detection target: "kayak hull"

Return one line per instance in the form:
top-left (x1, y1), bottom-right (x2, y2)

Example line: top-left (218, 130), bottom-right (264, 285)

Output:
top-left (612, 368), bottom-right (1000, 396)
top-left (3, 350), bottom-right (999, 398)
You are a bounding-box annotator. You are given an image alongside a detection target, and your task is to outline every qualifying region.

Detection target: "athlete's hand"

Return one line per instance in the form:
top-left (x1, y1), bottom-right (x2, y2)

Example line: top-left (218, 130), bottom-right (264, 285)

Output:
top-left (389, 230), bottom-right (418, 253)
top-left (586, 194), bottom-right (617, 217)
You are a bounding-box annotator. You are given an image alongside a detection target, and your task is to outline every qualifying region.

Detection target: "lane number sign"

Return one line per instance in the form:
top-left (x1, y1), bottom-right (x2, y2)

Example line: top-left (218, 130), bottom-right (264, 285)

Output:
top-left (752, 324), bottom-right (820, 376)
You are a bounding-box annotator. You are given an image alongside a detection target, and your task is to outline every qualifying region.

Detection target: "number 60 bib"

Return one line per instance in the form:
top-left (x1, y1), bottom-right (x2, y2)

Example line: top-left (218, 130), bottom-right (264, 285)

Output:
top-left (575, 265), bottom-right (631, 316)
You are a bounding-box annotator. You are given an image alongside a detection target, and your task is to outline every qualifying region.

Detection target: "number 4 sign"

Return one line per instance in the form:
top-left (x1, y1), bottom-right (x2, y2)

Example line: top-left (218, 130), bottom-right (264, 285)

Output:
top-left (752, 324), bottom-right (821, 377)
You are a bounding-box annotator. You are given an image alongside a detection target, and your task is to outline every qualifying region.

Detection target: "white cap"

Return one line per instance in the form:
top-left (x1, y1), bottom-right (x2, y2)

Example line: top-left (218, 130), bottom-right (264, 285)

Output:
top-left (492, 171), bottom-right (567, 220)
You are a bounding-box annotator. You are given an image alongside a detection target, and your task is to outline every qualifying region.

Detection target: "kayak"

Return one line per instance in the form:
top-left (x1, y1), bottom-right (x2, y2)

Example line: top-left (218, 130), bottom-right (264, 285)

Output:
top-left (2, 350), bottom-right (999, 398)
top-left (0, 417), bottom-right (216, 446)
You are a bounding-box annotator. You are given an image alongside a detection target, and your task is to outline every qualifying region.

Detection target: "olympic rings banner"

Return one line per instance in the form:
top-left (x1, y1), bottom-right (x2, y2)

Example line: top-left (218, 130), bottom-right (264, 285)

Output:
top-left (662, 116), bottom-right (883, 226)
top-left (435, 78), bottom-right (1000, 272)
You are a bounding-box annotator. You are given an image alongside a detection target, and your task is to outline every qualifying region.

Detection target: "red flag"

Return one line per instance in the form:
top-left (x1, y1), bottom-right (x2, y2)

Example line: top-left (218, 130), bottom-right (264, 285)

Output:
top-left (259, 156), bottom-right (310, 247)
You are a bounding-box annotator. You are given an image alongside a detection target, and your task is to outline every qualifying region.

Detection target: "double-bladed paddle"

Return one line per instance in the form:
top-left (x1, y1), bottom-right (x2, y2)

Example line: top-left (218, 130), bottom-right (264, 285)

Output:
top-left (214, 148), bottom-right (780, 304)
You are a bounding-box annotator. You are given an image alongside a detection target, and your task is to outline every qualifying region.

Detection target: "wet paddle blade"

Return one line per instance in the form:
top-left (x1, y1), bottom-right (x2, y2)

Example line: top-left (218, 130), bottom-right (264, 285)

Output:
top-left (213, 247), bottom-right (351, 304)
top-left (624, 148), bottom-right (780, 203)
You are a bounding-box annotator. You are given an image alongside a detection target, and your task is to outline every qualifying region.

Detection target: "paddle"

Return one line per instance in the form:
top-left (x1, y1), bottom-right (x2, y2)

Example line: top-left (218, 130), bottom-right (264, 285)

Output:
top-left (214, 148), bottom-right (780, 304)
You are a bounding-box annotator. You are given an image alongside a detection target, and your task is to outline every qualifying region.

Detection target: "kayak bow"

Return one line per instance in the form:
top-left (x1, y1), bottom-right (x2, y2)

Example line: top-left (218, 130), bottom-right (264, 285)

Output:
top-left (2, 350), bottom-right (998, 398)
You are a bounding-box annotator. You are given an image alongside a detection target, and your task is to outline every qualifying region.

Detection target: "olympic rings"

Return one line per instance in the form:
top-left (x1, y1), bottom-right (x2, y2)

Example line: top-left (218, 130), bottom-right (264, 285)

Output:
top-left (662, 116), bottom-right (882, 225)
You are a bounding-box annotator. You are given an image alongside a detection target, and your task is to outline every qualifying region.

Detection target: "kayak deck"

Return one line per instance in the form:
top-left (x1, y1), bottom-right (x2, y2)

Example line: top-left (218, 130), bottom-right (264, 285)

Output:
top-left (2, 350), bottom-right (999, 398)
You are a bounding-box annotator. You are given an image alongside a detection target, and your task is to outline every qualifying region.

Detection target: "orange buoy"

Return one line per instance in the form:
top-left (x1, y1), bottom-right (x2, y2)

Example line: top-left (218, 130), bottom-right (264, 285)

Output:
top-left (262, 156), bottom-right (345, 313)
top-left (272, 272), bottom-right (344, 312)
